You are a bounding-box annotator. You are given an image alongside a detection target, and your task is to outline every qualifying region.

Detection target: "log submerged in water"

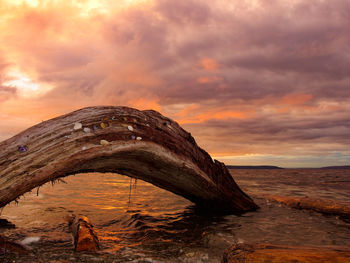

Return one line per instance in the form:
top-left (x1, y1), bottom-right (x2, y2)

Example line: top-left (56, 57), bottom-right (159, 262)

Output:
top-left (265, 195), bottom-right (350, 222)
top-left (222, 243), bottom-right (350, 263)
top-left (0, 106), bottom-right (258, 212)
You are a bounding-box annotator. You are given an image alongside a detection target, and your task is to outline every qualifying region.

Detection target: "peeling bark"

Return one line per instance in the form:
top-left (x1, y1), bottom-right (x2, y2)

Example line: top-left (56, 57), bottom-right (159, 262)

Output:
top-left (0, 106), bottom-right (258, 212)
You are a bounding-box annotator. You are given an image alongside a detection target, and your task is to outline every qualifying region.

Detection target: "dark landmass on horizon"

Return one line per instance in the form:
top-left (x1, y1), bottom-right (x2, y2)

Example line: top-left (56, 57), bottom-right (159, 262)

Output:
top-left (321, 166), bottom-right (350, 169)
top-left (226, 165), bottom-right (283, 169)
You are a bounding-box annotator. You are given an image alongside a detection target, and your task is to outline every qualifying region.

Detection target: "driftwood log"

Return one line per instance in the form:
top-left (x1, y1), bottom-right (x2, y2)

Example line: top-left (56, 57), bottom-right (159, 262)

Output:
top-left (66, 215), bottom-right (99, 252)
top-left (265, 195), bottom-right (350, 223)
top-left (222, 243), bottom-right (350, 263)
top-left (0, 106), bottom-right (257, 212)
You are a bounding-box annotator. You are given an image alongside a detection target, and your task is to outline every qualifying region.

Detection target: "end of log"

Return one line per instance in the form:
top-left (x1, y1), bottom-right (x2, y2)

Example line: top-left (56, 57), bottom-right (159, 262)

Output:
top-left (66, 215), bottom-right (100, 252)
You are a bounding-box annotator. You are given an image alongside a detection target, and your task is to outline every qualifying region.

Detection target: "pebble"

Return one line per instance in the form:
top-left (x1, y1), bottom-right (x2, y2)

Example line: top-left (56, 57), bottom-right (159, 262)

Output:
top-left (93, 125), bottom-right (99, 131)
top-left (82, 146), bottom-right (87, 150)
top-left (128, 125), bottom-right (134, 131)
top-left (131, 135), bottom-right (136, 140)
top-left (83, 127), bottom-right (91, 133)
top-left (73, 122), bottom-right (82, 130)
top-left (18, 145), bottom-right (27, 153)
top-left (100, 122), bottom-right (107, 129)
top-left (136, 137), bottom-right (142, 141)
top-left (100, 140), bottom-right (109, 145)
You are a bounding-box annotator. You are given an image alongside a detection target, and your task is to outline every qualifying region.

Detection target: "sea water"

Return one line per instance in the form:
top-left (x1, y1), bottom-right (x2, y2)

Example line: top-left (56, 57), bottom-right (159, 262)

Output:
top-left (1, 169), bottom-right (350, 262)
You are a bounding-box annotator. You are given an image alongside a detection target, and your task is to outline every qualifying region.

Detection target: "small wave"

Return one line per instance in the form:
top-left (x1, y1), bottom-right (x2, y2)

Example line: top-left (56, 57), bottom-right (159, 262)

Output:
top-left (19, 236), bottom-right (40, 246)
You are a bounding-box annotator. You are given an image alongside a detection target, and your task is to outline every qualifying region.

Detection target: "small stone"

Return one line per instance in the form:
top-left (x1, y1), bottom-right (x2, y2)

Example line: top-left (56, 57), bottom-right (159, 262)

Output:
top-left (131, 135), bottom-right (136, 140)
top-left (100, 123), bottom-right (107, 129)
top-left (93, 125), bottom-right (99, 131)
top-left (123, 117), bottom-right (128, 121)
top-left (136, 137), bottom-right (142, 141)
top-left (83, 127), bottom-right (91, 133)
top-left (64, 135), bottom-right (70, 138)
top-left (127, 125), bottom-right (134, 131)
top-left (111, 116), bottom-right (116, 120)
top-left (73, 122), bottom-right (82, 130)
top-left (82, 146), bottom-right (87, 150)
top-left (18, 145), bottom-right (27, 153)
top-left (100, 140), bottom-right (109, 145)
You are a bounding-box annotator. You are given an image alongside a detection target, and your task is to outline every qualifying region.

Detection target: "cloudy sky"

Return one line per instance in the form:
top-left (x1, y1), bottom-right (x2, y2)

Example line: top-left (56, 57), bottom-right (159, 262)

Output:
top-left (1, 0), bottom-right (349, 167)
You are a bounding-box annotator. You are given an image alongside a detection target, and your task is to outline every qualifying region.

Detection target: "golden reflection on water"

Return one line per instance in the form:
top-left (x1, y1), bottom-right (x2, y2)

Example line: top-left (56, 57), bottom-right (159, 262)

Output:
top-left (1, 170), bottom-right (350, 262)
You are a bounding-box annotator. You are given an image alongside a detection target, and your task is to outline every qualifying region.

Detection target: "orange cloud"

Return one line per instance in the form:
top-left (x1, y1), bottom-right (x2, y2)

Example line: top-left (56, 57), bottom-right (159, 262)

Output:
top-left (128, 98), bottom-right (162, 112)
top-left (177, 109), bottom-right (255, 124)
top-left (197, 76), bottom-right (222, 84)
top-left (281, 93), bottom-right (313, 105)
top-left (199, 58), bottom-right (219, 71)
top-left (120, 62), bottom-right (162, 87)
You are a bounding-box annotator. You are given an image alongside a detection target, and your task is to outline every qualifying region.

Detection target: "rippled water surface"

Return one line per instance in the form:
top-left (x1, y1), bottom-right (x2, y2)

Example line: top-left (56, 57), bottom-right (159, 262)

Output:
top-left (1, 169), bottom-right (350, 262)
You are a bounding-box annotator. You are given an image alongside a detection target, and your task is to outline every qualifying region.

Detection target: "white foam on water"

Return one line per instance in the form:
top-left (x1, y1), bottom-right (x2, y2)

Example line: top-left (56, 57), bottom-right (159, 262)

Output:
top-left (19, 236), bottom-right (40, 246)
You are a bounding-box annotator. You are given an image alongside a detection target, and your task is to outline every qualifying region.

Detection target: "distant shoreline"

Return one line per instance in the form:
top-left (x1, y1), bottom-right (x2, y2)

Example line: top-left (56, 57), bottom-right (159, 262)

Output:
top-left (226, 165), bottom-right (283, 169)
top-left (226, 165), bottom-right (350, 169)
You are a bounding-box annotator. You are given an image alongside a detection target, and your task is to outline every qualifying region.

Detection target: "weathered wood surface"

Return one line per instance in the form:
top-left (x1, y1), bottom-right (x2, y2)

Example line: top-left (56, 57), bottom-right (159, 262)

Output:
top-left (222, 243), bottom-right (350, 263)
top-left (66, 215), bottom-right (99, 252)
top-left (0, 106), bottom-right (258, 212)
top-left (265, 195), bottom-right (350, 222)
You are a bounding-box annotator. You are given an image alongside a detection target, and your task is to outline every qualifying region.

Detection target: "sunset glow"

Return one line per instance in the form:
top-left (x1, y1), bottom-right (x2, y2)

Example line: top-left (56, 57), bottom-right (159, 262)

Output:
top-left (1, 0), bottom-right (350, 167)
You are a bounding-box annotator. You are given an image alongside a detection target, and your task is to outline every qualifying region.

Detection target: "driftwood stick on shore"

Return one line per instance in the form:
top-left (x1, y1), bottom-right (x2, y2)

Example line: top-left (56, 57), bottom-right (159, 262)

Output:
top-left (265, 195), bottom-right (350, 222)
top-left (222, 243), bottom-right (350, 263)
top-left (66, 215), bottom-right (100, 252)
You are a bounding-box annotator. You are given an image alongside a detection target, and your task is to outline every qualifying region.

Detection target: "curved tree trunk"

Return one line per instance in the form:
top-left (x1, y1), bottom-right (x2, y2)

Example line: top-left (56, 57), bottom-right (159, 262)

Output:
top-left (0, 106), bottom-right (258, 212)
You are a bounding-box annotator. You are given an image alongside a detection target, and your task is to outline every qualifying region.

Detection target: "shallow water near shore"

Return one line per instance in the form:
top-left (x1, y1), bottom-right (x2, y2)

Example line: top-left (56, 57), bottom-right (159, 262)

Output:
top-left (1, 169), bottom-right (350, 262)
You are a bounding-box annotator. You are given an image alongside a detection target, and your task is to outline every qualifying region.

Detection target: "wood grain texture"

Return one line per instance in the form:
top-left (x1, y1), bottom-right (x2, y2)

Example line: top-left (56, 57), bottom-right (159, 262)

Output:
top-left (0, 106), bottom-right (258, 212)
